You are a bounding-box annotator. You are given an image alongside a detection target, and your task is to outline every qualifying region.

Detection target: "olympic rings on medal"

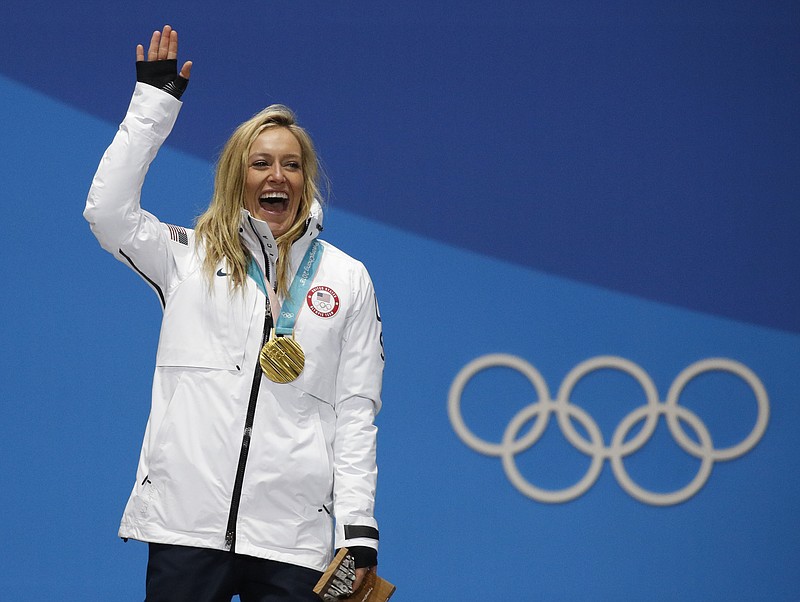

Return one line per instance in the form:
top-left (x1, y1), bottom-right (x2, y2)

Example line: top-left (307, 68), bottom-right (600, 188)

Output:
top-left (447, 354), bottom-right (769, 506)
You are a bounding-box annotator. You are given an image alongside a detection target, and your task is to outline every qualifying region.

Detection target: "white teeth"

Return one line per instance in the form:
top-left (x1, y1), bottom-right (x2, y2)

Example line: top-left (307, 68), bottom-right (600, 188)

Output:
top-left (260, 192), bottom-right (288, 200)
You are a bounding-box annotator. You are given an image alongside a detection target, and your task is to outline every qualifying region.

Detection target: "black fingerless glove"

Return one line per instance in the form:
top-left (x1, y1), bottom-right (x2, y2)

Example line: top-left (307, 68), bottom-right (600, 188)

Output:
top-left (136, 59), bottom-right (188, 100)
top-left (345, 546), bottom-right (377, 569)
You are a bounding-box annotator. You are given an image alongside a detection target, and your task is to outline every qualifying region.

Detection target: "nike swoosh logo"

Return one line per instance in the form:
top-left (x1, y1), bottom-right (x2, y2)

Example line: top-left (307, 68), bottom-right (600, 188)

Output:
top-left (216, 269), bottom-right (229, 277)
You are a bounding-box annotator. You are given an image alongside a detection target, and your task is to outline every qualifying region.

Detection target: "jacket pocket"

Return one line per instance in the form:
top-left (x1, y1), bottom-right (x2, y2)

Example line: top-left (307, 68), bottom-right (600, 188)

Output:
top-left (286, 319), bottom-right (343, 405)
top-left (156, 268), bottom-right (258, 370)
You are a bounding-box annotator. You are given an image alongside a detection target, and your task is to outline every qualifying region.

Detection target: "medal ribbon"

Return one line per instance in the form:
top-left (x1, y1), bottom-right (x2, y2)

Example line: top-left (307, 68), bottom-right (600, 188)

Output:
top-left (247, 239), bottom-right (323, 336)
top-left (276, 239), bottom-right (323, 335)
top-left (247, 257), bottom-right (269, 297)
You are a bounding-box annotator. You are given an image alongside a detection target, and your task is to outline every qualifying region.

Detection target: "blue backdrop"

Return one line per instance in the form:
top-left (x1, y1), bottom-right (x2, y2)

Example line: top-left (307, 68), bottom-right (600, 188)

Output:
top-left (1, 1), bottom-right (798, 600)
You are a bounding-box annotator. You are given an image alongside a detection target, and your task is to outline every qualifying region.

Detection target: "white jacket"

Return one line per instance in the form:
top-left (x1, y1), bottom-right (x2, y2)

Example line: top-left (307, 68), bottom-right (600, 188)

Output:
top-left (84, 83), bottom-right (384, 571)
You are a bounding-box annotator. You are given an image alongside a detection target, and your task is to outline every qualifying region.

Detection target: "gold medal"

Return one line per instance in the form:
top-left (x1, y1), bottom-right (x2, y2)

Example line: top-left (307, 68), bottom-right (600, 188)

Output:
top-left (260, 333), bottom-right (305, 383)
top-left (256, 239), bottom-right (322, 384)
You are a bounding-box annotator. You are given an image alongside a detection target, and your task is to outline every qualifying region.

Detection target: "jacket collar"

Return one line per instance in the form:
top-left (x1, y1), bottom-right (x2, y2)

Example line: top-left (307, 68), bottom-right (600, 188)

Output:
top-left (239, 200), bottom-right (324, 275)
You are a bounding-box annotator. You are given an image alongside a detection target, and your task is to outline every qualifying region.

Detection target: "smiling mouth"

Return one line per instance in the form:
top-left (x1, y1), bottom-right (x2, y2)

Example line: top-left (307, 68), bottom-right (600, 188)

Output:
top-left (259, 192), bottom-right (289, 212)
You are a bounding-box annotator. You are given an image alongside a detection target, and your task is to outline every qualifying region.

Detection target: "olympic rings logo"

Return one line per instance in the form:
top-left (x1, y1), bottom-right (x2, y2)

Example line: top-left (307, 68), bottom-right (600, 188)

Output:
top-left (447, 355), bottom-right (769, 506)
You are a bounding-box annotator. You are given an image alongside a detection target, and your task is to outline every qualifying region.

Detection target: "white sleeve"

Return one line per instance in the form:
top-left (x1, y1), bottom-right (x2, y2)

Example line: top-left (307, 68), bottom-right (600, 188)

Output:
top-left (83, 83), bottom-right (184, 304)
top-left (332, 264), bottom-right (385, 554)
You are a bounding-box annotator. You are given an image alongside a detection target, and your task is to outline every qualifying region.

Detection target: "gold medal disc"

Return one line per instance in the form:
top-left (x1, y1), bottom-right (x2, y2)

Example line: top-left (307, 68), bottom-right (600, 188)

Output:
top-left (260, 335), bottom-right (305, 383)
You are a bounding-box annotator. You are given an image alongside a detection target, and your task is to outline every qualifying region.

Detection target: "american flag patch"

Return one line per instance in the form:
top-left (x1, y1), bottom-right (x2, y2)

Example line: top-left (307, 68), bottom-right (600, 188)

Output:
top-left (167, 224), bottom-right (188, 245)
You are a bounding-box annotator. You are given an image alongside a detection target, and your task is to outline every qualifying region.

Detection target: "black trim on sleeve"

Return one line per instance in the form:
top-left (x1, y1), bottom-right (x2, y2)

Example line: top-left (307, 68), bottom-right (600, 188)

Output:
top-left (344, 525), bottom-right (379, 541)
top-left (119, 249), bottom-right (165, 308)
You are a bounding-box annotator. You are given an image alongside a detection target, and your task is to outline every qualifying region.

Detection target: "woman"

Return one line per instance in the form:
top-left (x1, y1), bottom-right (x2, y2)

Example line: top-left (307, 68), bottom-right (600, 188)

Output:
top-left (84, 26), bottom-right (384, 601)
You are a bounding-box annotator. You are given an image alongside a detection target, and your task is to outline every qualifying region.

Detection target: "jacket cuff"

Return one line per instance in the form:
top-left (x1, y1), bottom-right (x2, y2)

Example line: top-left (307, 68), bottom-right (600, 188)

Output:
top-left (335, 523), bottom-right (379, 566)
top-left (344, 546), bottom-right (378, 569)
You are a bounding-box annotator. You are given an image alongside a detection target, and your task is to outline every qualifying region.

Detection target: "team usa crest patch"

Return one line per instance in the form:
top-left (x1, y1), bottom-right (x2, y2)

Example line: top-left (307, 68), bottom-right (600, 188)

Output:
top-left (307, 286), bottom-right (340, 318)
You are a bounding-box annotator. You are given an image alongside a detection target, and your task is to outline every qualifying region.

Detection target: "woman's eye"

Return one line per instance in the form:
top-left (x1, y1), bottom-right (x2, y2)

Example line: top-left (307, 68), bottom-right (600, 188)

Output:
top-left (252, 160), bottom-right (269, 168)
top-left (286, 161), bottom-right (301, 170)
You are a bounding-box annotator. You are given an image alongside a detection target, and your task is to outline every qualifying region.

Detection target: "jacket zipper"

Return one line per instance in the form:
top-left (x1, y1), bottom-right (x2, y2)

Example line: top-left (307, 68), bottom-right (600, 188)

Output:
top-left (225, 226), bottom-right (273, 552)
top-left (224, 310), bottom-right (269, 552)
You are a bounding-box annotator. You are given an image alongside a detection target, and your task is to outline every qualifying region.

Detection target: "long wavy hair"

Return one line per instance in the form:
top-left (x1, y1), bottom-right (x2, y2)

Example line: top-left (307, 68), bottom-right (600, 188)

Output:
top-left (195, 105), bottom-right (322, 296)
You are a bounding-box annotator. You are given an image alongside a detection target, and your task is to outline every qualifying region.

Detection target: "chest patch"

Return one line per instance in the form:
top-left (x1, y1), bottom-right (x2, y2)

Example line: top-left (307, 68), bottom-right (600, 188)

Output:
top-left (306, 286), bottom-right (340, 318)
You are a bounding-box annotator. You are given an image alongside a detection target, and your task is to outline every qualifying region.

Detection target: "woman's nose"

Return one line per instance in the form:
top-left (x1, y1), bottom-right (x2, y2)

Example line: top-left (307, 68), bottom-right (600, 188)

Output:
top-left (267, 164), bottom-right (285, 182)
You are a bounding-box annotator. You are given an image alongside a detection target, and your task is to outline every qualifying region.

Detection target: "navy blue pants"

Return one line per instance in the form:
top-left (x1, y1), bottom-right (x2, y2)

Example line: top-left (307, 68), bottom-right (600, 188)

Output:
top-left (145, 543), bottom-right (323, 602)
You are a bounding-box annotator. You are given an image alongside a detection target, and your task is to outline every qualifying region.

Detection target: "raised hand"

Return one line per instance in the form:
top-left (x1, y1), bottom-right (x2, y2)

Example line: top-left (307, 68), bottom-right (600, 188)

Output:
top-left (135, 25), bottom-right (192, 99)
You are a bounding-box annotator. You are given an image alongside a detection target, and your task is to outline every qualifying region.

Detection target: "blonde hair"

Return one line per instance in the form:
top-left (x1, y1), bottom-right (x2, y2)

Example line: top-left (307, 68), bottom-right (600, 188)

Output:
top-left (195, 105), bottom-right (322, 296)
